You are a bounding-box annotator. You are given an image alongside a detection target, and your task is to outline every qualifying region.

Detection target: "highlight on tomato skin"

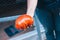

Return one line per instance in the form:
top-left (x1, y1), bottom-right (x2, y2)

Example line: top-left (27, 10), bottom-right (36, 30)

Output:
top-left (15, 14), bottom-right (34, 30)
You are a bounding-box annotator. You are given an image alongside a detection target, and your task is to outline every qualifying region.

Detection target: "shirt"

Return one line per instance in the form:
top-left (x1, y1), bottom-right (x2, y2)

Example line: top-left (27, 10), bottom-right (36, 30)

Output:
top-left (37, 0), bottom-right (57, 9)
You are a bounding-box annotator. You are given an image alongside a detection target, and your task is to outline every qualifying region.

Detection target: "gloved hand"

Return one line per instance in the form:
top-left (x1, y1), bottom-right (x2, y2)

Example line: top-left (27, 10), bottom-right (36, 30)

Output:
top-left (15, 14), bottom-right (34, 30)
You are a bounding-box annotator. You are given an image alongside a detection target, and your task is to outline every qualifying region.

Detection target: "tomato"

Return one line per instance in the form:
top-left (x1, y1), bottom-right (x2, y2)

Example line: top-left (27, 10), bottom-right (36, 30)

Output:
top-left (15, 14), bottom-right (34, 30)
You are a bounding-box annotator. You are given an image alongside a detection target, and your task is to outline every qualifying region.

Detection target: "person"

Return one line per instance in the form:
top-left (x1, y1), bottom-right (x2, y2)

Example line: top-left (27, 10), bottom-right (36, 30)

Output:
top-left (15, 0), bottom-right (60, 40)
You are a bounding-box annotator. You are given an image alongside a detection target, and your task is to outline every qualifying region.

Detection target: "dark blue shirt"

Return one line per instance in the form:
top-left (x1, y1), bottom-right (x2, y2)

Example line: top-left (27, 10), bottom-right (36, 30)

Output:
top-left (37, 0), bottom-right (57, 9)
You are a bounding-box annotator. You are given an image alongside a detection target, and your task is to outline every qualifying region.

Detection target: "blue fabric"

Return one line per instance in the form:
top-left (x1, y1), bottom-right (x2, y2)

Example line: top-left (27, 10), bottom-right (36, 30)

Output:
top-left (37, 0), bottom-right (59, 9)
top-left (35, 8), bottom-right (55, 40)
top-left (35, 7), bottom-right (60, 40)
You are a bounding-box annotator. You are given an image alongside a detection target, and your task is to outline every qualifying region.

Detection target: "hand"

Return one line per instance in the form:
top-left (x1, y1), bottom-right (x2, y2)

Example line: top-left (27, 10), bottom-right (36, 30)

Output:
top-left (15, 14), bottom-right (34, 30)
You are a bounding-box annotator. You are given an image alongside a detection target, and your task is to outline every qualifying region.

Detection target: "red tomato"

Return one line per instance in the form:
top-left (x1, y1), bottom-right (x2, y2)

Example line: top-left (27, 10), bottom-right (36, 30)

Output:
top-left (15, 14), bottom-right (34, 30)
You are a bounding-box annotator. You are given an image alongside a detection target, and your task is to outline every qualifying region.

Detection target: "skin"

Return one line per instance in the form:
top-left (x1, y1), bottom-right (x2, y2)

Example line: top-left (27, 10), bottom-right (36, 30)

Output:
top-left (26, 0), bottom-right (38, 17)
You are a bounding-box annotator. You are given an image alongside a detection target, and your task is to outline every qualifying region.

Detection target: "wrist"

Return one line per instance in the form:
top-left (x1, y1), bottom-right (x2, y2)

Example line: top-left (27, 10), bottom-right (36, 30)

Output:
top-left (26, 13), bottom-right (34, 17)
top-left (26, 12), bottom-right (34, 17)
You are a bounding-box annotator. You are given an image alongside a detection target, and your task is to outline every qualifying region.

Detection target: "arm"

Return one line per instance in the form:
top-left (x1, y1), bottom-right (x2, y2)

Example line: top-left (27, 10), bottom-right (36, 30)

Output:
top-left (15, 0), bottom-right (38, 30)
top-left (26, 0), bottom-right (38, 17)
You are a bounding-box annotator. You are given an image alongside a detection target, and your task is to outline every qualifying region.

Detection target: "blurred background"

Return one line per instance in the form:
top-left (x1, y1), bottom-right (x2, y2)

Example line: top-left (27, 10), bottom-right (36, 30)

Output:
top-left (0, 0), bottom-right (26, 18)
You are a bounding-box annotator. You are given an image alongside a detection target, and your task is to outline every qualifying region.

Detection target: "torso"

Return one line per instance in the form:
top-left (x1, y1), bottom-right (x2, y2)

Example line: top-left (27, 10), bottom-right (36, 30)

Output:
top-left (37, 0), bottom-right (57, 9)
